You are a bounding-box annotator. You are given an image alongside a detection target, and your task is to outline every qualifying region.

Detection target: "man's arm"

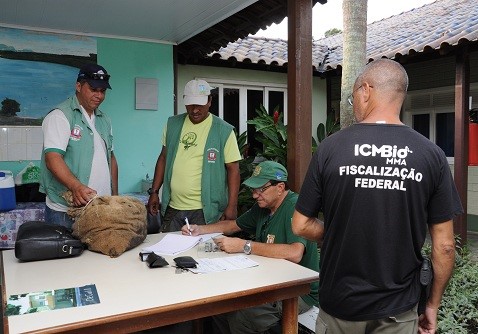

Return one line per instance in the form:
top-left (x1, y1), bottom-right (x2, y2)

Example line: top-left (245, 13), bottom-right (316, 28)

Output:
top-left (182, 219), bottom-right (242, 236)
top-left (221, 161), bottom-right (240, 220)
top-left (45, 151), bottom-right (96, 206)
top-left (192, 225), bottom-right (306, 263)
top-left (418, 220), bottom-right (455, 334)
top-left (110, 152), bottom-right (118, 195)
top-left (291, 210), bottom-right (325, 242)
top-left (186, 203), bottom-right (306, 263)
top-left (240, 241), bottom-right (305, 263)
top-left (147, 146), bottom-right (166, 215)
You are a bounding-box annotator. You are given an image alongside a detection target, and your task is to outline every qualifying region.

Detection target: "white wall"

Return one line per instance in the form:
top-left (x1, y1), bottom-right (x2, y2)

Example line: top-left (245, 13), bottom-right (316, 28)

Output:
top-left (177, 64), bottom-right (328, 142)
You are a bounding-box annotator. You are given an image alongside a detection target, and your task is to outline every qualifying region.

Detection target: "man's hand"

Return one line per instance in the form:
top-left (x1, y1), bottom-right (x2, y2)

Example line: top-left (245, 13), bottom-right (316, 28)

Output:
top-left (181, 224), bottom-right (201, 236)
top-left (71, 184), bottom-right (97, 207)
top-left (418, 305), bottom-right (438, 334)
top-left (147, 194), bottom-right (161, 216)
top-left (213, 236), bottom-right (243, 253)
top-left (220, 205), bottom-right (237, 221)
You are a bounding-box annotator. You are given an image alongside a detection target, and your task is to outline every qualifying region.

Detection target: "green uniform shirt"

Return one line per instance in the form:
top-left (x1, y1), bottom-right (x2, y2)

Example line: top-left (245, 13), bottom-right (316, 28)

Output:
top-left (237, 191), bottom-right (319, 306)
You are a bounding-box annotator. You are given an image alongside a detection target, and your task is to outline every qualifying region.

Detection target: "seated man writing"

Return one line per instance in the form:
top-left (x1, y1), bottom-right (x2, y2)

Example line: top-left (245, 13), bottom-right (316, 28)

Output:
top-left (182, 160), bottom-right (319, 334)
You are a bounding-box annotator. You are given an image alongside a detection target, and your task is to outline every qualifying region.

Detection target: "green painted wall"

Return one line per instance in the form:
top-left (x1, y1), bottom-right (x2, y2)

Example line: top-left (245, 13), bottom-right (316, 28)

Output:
top-left (469, 214), bottom-right (478, 232)
top-left (0, 161), bottom-right (33, 178)
top-left (97, 38), bottom-right (174, 193)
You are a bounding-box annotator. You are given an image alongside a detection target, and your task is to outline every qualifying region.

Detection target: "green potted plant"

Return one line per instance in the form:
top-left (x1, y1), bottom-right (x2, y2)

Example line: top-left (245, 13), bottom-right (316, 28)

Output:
top-left (235, 130), bottom-right (256, 215)
top-left (312, 111), bottom-right (340, 153)
top-left (247, 104), bottom-right (288, 166)
top-left (237, 105), bottom-right (339, 213)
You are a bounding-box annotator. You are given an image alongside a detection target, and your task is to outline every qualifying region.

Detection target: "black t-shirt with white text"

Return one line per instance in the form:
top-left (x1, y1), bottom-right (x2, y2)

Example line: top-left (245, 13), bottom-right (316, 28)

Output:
top-left (296, 123), bottom-right (463, 321)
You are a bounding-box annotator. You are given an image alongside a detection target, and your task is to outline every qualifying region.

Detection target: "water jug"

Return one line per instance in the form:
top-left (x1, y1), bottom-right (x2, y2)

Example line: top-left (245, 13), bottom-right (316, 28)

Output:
top-left (0, 170), bottom-right (16, 211)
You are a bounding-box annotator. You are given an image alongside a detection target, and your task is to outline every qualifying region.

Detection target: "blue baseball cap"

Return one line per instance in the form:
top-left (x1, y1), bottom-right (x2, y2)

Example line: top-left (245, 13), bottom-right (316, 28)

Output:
top-left (77, 64), bottom-right (111, 89)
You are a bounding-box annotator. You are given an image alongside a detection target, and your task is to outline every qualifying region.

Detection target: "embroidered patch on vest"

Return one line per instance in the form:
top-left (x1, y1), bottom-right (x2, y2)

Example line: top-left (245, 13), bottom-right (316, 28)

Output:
top-left (70, 124), bottom-right (83, 141)
top-left (207, 148), bottom-right (219, 163)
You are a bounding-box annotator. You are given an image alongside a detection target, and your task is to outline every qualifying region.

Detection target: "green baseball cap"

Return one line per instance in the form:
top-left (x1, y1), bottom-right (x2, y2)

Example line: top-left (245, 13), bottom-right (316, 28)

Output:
top-left (243, 161), bottom-right (288, 188)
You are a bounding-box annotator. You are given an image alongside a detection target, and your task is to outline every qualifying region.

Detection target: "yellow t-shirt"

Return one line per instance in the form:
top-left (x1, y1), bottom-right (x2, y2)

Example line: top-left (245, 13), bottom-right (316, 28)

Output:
top-left (162, 114), bottom-right (241, 210)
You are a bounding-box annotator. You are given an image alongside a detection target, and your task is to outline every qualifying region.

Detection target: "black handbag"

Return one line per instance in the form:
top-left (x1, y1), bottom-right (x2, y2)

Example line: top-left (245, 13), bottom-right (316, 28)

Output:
top-left (15, 221), bottom-right (84, 262)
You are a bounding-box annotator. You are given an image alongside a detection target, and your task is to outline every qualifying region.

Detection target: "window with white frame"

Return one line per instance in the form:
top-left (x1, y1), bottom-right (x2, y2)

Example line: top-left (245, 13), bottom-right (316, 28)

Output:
top-left (203, 79), bottom-right (287, 157)
top-left (402, 85), bottom-right (478, 160)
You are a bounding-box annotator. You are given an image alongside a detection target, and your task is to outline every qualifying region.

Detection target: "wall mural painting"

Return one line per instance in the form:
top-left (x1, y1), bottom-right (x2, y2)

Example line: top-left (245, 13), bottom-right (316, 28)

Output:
top-left (0, 27), bottom-right (97, 126)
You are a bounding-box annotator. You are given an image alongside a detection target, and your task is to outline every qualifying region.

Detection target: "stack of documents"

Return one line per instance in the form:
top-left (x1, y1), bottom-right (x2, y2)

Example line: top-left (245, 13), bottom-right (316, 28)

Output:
top-left (142, 233), bottom-right (222, 256)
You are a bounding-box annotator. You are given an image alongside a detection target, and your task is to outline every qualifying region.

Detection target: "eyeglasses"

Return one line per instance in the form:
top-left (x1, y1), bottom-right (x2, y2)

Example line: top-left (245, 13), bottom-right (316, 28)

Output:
top-left (347, 85), bottom-right (362, 106)
top-left (251, 183), bottom-right (276, 194)
top-left (347, 85), bottom-right (373, 106)
top-left (79, 72), bottom-right (110, 81)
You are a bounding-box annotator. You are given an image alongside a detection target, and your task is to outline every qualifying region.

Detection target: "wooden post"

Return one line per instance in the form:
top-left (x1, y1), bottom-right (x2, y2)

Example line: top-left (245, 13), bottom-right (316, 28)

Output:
top-left (454, 48), bottom-right (469, 245)
top-left (287, 0), bottom-right (313, 192)
top-left (281, 297), bottom-right (299, 333)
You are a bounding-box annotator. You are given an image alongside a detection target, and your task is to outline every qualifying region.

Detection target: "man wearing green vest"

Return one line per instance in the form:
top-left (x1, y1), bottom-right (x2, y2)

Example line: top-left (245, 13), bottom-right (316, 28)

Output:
top-left (40, 64), bottom-right (118, 229)
top-left (147, 79), bottom-right (241, 232)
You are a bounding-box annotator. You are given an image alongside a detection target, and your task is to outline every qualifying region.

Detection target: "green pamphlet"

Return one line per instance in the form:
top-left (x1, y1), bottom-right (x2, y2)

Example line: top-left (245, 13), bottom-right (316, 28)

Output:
top-left (5, 284), bottom-right (100, 316)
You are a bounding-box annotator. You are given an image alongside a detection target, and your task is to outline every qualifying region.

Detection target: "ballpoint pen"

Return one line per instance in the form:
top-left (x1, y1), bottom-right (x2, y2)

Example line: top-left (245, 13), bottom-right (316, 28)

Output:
top-left (185, 217), bottom-right (192, 236)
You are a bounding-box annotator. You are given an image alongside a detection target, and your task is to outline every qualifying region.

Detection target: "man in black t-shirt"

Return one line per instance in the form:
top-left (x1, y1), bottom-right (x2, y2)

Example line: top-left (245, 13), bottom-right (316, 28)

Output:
top-left (292, 59), bottom-right (463, 334)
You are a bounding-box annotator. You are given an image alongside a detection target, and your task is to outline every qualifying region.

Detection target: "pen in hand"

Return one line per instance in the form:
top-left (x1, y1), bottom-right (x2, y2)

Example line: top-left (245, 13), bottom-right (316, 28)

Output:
top-left (185, 217), bottom-right (192, 236)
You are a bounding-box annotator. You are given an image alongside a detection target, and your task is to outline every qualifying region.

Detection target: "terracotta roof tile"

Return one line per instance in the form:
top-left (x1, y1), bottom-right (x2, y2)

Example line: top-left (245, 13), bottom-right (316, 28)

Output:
top-left (208, 0), bottom-right (478, 72)
top-left (178, 0), bottom-right (327, 61)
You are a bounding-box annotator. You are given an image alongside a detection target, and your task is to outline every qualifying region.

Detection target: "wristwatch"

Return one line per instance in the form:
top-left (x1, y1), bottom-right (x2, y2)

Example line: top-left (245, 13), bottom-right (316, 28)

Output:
top-left (147, 188), bottom-right (159, 195)
top-left (243, 240), bottom-right (252, 255)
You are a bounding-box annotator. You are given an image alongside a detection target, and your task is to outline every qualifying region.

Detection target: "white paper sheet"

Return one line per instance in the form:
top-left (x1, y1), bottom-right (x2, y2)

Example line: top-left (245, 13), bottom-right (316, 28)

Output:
top-left (189, 255), bottom-right (259, 274)
top-left (142, 233), bottom-right (223, 256)
top-left (298, 305), bottom-right (319, 331)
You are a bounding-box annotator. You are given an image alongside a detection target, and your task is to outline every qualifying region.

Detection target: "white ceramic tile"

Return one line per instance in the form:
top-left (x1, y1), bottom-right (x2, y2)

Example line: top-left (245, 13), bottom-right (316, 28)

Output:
top-left (0, 127), bottom-right (7, 144)
top-left (0, 128), bottom-right (7, 161)
top-left (7, 127), bottom-right (26, 144)
top-left (0, 144), bottom-right (5, 161)
top-left (0, 127), bottom-right (8, 161)
top-left (6, 143), bottom-right (27, 161)
top-left (26, 127), bottom-right (43, 144)
top-left (26, 143), bottom-right (43, 160)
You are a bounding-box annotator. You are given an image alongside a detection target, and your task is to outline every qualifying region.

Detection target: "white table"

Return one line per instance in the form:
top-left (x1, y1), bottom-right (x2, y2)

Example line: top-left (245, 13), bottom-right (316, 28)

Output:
top-left (1, 233), bottom-right (319, 333)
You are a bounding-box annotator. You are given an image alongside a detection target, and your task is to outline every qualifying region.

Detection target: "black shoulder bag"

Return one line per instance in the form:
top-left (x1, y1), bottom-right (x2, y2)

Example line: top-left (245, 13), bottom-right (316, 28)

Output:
top-left (15, 221), bottom-right (84, 262)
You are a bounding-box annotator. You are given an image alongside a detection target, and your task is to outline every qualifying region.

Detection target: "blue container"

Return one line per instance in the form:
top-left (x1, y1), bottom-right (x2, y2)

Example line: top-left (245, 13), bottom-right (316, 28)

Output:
top-left (0, 170), bottom-right (16, 211)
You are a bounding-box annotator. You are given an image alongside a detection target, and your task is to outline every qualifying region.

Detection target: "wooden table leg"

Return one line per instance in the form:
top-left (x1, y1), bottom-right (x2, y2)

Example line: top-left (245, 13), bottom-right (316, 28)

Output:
top-left (281, 297), bottom-right (299, 333)
top-left (192, 318), bottom-right (203, 334)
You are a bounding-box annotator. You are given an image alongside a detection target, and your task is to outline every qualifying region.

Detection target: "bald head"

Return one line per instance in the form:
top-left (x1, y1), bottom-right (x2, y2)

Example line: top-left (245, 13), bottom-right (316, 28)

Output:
top-left (357, 59), bottom-right (408, 101)
top-left (352, 59), bottom-right (409, 123)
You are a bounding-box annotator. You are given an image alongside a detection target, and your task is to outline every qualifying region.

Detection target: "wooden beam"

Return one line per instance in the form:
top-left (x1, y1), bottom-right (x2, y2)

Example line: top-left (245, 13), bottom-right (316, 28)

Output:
top-left (287, 0), bottom-right (313, 192)
top-left (454, 48), bottom-right (469, 244)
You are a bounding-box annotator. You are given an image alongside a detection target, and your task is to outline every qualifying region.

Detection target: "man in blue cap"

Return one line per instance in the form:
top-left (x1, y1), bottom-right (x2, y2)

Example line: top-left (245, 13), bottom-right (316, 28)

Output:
top-left (182, 160), bottom-right (319, 333)
top-left (40, 63), bottom-right (118, 228)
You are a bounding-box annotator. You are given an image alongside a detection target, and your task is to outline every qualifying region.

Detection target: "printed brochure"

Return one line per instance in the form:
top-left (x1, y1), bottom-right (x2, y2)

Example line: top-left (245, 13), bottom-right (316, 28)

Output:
top-left (5, 284), bottom-right (100, 316)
